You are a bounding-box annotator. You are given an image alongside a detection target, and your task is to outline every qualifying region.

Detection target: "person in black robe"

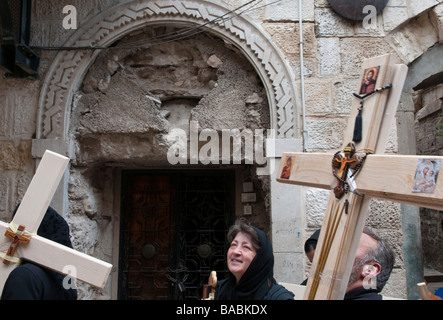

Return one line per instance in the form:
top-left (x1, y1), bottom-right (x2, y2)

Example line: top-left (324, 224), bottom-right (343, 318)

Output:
top-left (1, 206), bottom-right (78, 300)
top-left (215, 221), bottom-right (294, 300)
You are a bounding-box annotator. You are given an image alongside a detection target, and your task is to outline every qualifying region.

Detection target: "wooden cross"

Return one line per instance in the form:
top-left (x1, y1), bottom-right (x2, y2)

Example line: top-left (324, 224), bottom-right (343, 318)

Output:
top-left (0, 150), bottom-right (112, 296)
top-left (277, 54), bottom-right (443, 299)
top-left (3, 225), bottom-right (31, 264)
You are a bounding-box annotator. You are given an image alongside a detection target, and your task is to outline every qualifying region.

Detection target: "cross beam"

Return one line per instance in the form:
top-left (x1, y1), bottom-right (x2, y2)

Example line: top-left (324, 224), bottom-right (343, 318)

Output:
top-left (0, 150), bottom-right (112, 295)
top-left (278, 153), bottom-right (443, 211)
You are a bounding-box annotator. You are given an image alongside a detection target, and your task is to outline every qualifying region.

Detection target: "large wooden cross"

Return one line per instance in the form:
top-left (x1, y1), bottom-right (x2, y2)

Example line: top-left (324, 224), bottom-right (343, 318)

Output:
top-left (0, 150), bottom-right (112, 296)
top-left (277, 54), bottom-right (443, 299)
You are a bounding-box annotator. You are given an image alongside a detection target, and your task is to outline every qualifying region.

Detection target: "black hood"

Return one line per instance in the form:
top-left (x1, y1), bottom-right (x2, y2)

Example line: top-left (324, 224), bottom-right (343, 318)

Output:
top-left (12, 204), bottom-right (77, 300)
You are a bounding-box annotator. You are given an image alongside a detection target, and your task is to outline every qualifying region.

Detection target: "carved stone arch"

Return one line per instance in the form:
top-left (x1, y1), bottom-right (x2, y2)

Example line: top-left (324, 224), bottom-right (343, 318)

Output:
top-left (36, 0), bottom-right (299, 140)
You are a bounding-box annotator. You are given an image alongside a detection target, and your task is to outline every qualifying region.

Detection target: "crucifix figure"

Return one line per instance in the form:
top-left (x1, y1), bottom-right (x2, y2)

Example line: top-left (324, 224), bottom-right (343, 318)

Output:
top-left (277, 53), bottom-right (443, 299)
top-left (0, 150), bottom-right (112, 297)
top-left (3, 224), bottom-right (31, 265)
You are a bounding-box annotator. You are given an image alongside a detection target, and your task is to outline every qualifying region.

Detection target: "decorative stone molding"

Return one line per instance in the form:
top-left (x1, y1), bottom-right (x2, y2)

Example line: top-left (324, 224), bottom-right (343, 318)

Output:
top-left (385, 3), bottom-right (442, 64)
top-left (36, 0), bottom-right (299, 140)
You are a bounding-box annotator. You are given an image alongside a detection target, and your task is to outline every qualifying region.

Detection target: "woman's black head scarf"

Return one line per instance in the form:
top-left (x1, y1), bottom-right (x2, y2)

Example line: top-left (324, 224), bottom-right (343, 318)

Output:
top-left (12, 205), bottom-right (78, 300)
top-left (216, 226), bottom-right (276, 300)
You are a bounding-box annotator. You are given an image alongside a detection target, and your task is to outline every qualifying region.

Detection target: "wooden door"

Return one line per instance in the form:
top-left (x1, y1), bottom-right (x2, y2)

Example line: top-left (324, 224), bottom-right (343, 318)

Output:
top-left (119, 174), bottom-right (174, 300)
top-left (119, 170), bottom-right (234, 300)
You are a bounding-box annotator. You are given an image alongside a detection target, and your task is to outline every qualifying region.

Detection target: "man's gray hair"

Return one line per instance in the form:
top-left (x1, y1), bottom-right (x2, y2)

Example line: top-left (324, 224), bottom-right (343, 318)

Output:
top-left (348, 227), bottom-right (395, 292)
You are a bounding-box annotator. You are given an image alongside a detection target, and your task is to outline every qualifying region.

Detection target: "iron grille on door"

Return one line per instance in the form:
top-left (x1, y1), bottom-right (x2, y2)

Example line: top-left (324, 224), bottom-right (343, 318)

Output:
top-left (119, 170), bottom-right (234, 300)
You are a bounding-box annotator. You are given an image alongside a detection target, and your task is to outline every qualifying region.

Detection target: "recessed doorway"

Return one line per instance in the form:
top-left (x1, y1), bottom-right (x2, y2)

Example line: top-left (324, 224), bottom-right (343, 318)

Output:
top-left (118, 170), bottom-right (235, 300)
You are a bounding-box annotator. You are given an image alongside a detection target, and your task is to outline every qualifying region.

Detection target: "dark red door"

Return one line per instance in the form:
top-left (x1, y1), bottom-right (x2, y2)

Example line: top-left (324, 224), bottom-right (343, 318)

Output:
top-left (119, 174), bottom-right (174, 300)
top-left (119, 170), bottom-right (234, 300)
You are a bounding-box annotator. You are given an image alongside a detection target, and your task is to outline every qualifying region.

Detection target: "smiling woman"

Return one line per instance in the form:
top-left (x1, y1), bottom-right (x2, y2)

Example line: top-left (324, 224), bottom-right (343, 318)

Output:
top-left (227, 225), bottom-right (258, 283)
top-left (214, 221), bottom-right (294, 300)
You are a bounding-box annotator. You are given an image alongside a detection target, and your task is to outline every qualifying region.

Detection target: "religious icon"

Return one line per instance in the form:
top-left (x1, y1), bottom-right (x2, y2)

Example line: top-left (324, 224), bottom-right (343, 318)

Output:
top-left (280, 156), bottom-right (294, 179)
top-left (412, 159), bottom-right (441, 194)
top-left (359, 66), bottom-right (380, 94)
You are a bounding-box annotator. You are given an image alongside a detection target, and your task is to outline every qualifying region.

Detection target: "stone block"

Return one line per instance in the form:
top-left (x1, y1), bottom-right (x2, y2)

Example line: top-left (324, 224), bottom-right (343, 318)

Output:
top-left (0, 92), bottom-right (9, 137)
top-left (12, 93), bottom-right (37, 138)
top-left (67, 212), bottom-right (99, 256)
top-left (382, 6), bottom-right (409, 33)
top-left (32, 139), bottom-right (75, 158)
top-left (432, 4), bottom-right (443, 43)
top-left (265, 138), bottom-right (303, 157)
top-left (386, 0), bottom-right (407, 6)
top-left (366, 198), bottom-right (402, 231)
top-left (422, 83), bottom-right (443, 108)
top-left (272, 221), bottom-right (303, 252)
top-left (340, 38), bottom-right (393, 76)
top-left (264, 0), bottom-right (314, 22)
top-left (304, 187), bottom-right (329, 228)
top-left (383, 120), bottom-right (399, 154)
top-left (333, 78), bottom-right (359, 115)
top-left (315, 7), bottom-right (354, 37)
top-left (386, 12), bottom-right (438, 63)
top-left (16, 170), bottom-right (34, 205)
top-left (271, 158), bottom-right (304, 282)
top-left (383, 268), bottom-right (407, 299)
top-left (274, 252), bottom-right (304, 284)
top-left (263, 22), bottom-right (316, 59)
top-left (305, 117), bottom-right (347, 151)
top-left (289, 58), bottom-right (316, 79)
top-left (0, 174), bottom-right (10, 217)
top-left (318, 37), bottom-right (340, 76)
top-left (416, 100), bottom-right (441, 121)
top-left (0, 140), bottom-right (32, 172)
top-left (304, 78), bottom-right (333, 115)
top-left (409, 0), bottom-right (440, 17)
top-left (397, 92), bottom-right (416, 113)
top-left (396, 111), bottom-right (417, 155)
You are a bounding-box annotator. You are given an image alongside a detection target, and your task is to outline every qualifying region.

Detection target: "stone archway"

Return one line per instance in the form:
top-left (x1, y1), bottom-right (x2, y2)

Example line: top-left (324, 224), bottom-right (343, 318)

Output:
top-left (36, 0), bottom-right (299, 141)
top-left (32, 0), bottom-right (303, 298)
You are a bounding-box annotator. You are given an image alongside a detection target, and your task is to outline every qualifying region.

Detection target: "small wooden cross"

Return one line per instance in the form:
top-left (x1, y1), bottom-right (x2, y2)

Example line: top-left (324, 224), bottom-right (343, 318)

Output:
top-left (0, 150), bottom-right (112, 295)
top-left (3, 225), bottom-right (31, 265)
top-left (277, 54), bottom-right (443, 299)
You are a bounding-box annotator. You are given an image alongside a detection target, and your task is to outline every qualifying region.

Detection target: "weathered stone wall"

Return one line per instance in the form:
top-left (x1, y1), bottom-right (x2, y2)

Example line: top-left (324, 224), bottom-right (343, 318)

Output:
top-left (414, 83), bottom-right (443, 273)
top-left (0, 78), bottom-right (38, 222)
